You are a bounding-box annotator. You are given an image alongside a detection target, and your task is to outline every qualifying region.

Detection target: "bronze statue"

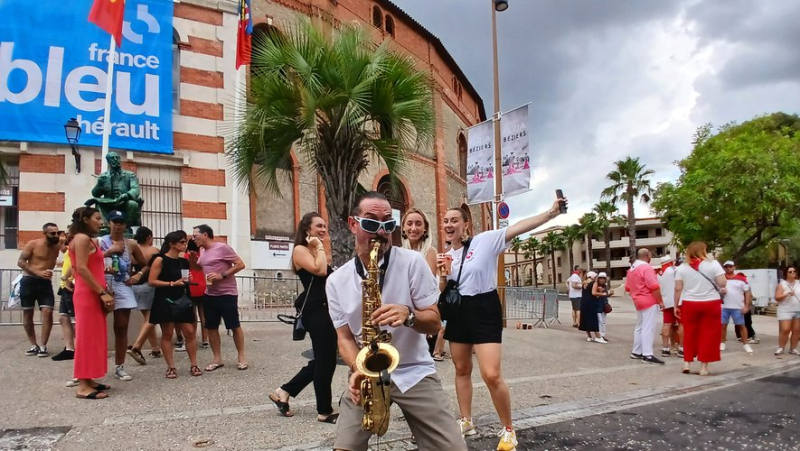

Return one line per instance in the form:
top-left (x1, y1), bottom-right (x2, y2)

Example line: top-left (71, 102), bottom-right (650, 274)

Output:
top-left (85, 152), bottom-right (144, 227)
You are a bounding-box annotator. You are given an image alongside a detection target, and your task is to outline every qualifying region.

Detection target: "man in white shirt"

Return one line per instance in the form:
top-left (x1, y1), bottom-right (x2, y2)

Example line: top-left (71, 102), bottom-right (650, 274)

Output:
top-left (720, 261), bottom-right (754, 355)
top-left (658, 256), bottom-right (683, 358)
top-left (326, 192), bottom-right (466, 451)
top-left (567, 266), bottom-right (583, 328)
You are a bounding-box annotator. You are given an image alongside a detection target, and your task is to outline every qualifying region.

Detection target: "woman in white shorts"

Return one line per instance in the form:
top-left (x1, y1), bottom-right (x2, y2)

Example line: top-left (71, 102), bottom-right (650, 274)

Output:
top-left (774, 266), bottom-right (800, 356)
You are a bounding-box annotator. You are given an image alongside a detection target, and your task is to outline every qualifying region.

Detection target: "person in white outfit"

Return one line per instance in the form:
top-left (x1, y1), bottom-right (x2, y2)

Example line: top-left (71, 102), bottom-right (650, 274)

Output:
top-left (658, 256), bottom-right (682, 358)
top-left (774, 266), bottom-right (800, 356)
top-left (719, 261), bottom-right (754, 355)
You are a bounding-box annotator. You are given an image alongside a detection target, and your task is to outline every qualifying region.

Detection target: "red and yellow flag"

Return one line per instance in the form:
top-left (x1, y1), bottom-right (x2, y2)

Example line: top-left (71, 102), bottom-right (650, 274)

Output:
top-left (89, 0), bottom-right (126, 46)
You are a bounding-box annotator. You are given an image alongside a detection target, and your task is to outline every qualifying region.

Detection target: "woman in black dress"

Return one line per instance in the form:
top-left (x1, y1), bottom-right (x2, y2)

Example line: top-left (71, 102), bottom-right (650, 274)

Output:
top-left (268, 212), bottom-right (338, 423)
top-left (579, 271), bottom-right (602, 343)
top-left (148, 230), bottom-right (200, 379)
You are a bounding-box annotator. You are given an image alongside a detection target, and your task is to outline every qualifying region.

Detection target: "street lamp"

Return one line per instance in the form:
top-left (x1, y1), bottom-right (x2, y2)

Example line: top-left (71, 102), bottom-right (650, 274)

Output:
top-left (495, 0), bottom-right (509, 12)
top-left (491, 0), bottom-right (508, 315)
top-left (64, 118), bottom-right (81, 174)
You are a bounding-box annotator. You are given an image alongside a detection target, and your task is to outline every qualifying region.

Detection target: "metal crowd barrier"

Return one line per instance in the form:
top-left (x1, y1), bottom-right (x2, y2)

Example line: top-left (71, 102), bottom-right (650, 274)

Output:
top-left (0, 269), bottom-right (302, 326)
top-left (501, 286), bottom-right (561, 328)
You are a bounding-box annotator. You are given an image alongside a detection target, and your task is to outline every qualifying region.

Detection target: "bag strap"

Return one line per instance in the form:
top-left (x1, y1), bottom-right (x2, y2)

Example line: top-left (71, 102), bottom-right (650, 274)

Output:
top-left (296, 276), bottom-right (313, 318)
top-left (691, 263), bottom-right (722, 297)
top-left (455, 240), bottom-right (471, 286)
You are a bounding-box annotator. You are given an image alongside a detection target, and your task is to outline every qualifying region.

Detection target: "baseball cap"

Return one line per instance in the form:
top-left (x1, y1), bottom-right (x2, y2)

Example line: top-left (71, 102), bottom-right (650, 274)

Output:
top-left (723, 260), bottom-right (735, 267)
top-left (107, 210), bottom-right (126, 223)
top-left (660, 256), bottom-right (674, 265)
top-left (586, 271), bottom-right (597, 278)
top-left (597, 272), bottom-right (608, 278)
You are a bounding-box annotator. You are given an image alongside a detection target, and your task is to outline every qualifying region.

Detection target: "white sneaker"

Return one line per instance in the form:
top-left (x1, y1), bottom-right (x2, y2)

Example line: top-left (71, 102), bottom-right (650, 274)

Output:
top-left (457, 417), bottom-right (477, 437)
top-left (586, 337), bottom-right (594, 342)
top-left (594, 337), bottom-right (608, 344)
top-left (775, 348), bottom-right (784, 355)
top-left (496, 428), bottom-right (518, 451)
top-left (114, 365), bottom-right (132, 381)
top-left (720, 343), bottom-right (726, 351)
top-left (65, 378), bottom-right (79, 387)
top-left (789, 349), bottom-right (800, 356)
top-left (175, 342), bottom-right (186, 352)
top-left (743, 344), bottom-right (754, 355)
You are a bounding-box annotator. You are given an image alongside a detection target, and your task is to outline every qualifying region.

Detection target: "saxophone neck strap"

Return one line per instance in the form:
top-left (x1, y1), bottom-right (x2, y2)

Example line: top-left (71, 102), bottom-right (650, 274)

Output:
top-left (354, 246), bottom-right (392, 291)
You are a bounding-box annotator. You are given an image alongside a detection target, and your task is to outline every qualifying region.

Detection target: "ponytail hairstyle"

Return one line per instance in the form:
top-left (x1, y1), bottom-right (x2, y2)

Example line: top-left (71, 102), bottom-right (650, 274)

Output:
top-left (68, 206), bottom-right (100, 237)
top-left (446, 206), bottom-right (472, 244)
top-left (161, 230), bottom-right (188, 254)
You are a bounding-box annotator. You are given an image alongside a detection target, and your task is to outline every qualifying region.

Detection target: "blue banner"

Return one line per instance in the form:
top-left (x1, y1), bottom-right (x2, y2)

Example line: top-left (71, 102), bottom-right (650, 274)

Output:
top-left (0, 0), bottom-right (174, 154)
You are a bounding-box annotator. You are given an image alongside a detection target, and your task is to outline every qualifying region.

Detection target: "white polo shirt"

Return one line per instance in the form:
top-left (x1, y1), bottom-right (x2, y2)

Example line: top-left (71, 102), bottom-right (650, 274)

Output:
top-left (722, 278), bottom-right (750, 309)
top-left (658, 266), bottom-right (677, 309)
top-left (326, 246), bottom-right (439, 393)
top-left (445, 228), bottom-right (509, 296)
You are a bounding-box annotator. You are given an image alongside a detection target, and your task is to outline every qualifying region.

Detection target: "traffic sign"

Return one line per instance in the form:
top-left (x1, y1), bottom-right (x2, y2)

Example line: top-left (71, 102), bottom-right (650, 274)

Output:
top-left (497, 201), bottom-right (510, 219)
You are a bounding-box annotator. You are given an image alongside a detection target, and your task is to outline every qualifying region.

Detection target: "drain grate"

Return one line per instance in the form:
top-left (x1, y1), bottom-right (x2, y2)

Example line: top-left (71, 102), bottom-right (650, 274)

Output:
top-left (0, 427), bottom-right (71, 450)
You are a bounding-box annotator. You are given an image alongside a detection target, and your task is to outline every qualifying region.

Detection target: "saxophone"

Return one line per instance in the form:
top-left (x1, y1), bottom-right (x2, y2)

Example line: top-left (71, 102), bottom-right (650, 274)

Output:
top-left (354, 239), bottom-right (400, 436)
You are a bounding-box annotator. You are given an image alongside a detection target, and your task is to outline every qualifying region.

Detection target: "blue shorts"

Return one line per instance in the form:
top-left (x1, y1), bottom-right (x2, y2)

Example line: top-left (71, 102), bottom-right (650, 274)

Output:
top-left (721, 308), bottom-right (745, 325)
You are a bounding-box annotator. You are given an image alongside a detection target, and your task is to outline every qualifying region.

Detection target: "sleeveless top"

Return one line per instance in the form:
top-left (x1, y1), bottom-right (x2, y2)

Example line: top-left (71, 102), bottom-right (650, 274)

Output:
top-left (99, 235), bottom-right (131, 283)
top-left (70, 238), bottom-right (106, 297)
top-left (296, 266), bottom-right (331, 309)
top-left (153, 254), bottom-right (189, 302)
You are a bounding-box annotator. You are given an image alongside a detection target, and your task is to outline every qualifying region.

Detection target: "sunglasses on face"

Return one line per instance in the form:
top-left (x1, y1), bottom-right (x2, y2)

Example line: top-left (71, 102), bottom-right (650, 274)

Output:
top-left (353, 216), bottom-right (397, 234)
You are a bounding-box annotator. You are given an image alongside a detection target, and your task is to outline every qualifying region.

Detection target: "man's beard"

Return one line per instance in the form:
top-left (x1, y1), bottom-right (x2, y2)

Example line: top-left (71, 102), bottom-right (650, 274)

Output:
top-left (46, 236), bottom-right (60, 245)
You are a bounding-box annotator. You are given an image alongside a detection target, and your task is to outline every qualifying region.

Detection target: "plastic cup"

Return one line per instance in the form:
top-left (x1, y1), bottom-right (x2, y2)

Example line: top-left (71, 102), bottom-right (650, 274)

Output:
top-left (437, 253), bottom-right (453, 276)
top-left (181, 269), bottom-right (190, 281)
top-left (104, 257), bottom-right (112, 269)
top-left (206, 273), bottom-right (213, 286)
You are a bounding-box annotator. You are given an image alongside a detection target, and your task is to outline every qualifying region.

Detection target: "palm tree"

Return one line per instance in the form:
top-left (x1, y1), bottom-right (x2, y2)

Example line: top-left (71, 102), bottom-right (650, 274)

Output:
top-left (579, 212), bottom-right (601, 271)
top-left (509, 236), bottom-right (523, 286)
top-left (540, 231), bottom-right (566, 288)
top-left (562, 224), bottom-right (582, 272)
top-left (593, 202), bottom-right (619, 272)
top-left (602, 156), bottom-right (655, 260)
top-left (228, 20), bottom-right (434, 267)
top-left (523, 237), bottom-right (541, 287)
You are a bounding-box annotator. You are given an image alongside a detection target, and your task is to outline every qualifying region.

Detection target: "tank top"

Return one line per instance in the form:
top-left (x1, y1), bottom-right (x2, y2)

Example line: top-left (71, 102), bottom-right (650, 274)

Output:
top-left (778, 280), bottom-right (800, 312)
top-left (154, 254), bottom-right (189, 302)
top-left (295, 266), bottom-right (331, 309)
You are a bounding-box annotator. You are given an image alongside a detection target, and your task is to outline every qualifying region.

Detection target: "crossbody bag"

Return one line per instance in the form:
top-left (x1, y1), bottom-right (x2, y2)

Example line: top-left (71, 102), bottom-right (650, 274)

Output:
top-left (437, 240), bottom-right (471, 320)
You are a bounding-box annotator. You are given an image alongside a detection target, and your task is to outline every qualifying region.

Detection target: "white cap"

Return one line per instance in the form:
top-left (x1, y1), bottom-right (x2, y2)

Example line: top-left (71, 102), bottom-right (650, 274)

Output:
top-left (597, 272), bottom-right (608, 278)
top-left (660, 256), bottom-right (674, 265)
top-left (723, 260), bottom-right (735, 267)
top-left (586, 271), bottom-right (597, 278)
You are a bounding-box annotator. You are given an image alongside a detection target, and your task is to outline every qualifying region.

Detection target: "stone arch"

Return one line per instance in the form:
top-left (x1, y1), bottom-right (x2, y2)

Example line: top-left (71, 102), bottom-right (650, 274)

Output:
top-left (375, 173), bottom-right (410, 244)
top-left (372, 6), bottom-right (383, 29)
top-left (385, 15), bottom-right (395, 37)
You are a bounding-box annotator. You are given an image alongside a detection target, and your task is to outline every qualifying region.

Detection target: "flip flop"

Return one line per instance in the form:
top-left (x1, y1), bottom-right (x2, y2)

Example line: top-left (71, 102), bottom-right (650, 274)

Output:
top-left (318, 413), bottom-right (339, 424)
top-left (92, 383), bottom-right (111, 391)
top-left (237, 363), bottom-right (249, 371)
top-left (191, 366), bottom-right (203, 377)
top-left (268, 393), bottom-right (294, 417)
top-left (205, 363), bottom-right (224, 372)
top-left (76, 390), bottom-right (108, 400)
top-left (432, 354), bottom-right (444, 362)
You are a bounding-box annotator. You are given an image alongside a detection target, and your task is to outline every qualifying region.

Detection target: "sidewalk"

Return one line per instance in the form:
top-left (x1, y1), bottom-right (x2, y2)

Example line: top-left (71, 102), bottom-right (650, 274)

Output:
top-left (0, 297), bottom-right (794, 450)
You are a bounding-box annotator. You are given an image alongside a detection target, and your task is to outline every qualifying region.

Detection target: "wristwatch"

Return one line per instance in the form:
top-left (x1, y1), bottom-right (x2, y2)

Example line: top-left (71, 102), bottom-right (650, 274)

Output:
top-left (222, 272), bottom-right (228, 279)
top-left (403, 306), bottom-right (416, 328)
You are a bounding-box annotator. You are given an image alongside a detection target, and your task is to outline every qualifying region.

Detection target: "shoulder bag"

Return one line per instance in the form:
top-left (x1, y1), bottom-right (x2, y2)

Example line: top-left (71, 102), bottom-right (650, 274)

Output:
top-left (278, 276), bottom-right (314, 341)
top-left (691, 262), bottom-right (724, 299)
top-left (438, 241), bottom-right (471, 321)
top-left (166, 294), bottom-right (192, 316)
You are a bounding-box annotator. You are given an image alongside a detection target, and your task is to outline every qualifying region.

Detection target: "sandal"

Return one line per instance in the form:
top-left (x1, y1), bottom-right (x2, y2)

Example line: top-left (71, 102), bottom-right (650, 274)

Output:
top-left (191, 366), bottom-right (203, 377)
top-left (205, 363), bottom-right (224, 372)
top-left (318, 413), bottom-right (339, 424)
top-left (166, 367), bottom-right (178, 379)
top-left (268, 393), bottom-right (294, 417)
top-left (92, 383), bottom-right (111, 391)
top-left (76, 390), bottom-right (109, 400)
top-left (237, 362), bottom-right (249, 371)
top-left (149, 350), bottom-right (162, 358)
top-left (432, 353), bottom-right (444, 362)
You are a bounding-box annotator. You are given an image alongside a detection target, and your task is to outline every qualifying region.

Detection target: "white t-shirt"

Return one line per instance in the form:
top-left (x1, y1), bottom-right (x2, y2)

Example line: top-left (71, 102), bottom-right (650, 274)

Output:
top-left (722, 278), bottom-right (750, 309)
top-left (445, 228), bottom-right (509, 296)
top-left (567, 273), bottom-right (583, 298)
top-left (675, 259), bottom-right (725, 302)
top-left (326, 246), bottom-right (438, 393)
top-left (777, 280), bottom-right (800, 313)
top-left (658, 266), bottom-right (677, 309)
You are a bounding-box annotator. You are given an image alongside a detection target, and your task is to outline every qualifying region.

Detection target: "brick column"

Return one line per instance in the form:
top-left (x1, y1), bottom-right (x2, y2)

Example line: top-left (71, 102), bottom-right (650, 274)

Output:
top-left (433, 87), bottom-right (448, 252)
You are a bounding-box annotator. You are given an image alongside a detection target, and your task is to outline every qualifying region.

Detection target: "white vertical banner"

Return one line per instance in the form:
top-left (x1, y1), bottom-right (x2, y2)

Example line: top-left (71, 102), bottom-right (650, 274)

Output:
top-left (466, 119), bottom-right (495, 204)
top-left (500, 104), bottom-right (530, 197)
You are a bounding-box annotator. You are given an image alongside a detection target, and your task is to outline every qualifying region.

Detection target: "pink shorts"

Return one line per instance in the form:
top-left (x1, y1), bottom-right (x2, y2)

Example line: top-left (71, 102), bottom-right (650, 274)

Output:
top-left (663, 307), bottom-right (679, 325)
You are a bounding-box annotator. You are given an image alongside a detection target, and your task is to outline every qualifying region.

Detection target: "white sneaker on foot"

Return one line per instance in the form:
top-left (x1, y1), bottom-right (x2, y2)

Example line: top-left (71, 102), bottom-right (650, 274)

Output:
top-left (775, 348), bottom-right (784, 355)
top-left (720, 343), bottom-right (726, 351)
top-left (457, 417), bottom-right (477, 437)
top-left (65, 378), bottom-right (79, 387)
top-left (743, 344), bottom-right (754, 355)
top-left (114, 365), bottom-right (132, 381)
top-left (496, 427), bottom-right (518, 451)
top-left (594, 337), bottom-right (608, 344)
top-left (789, 349), bottom-right (800, 356)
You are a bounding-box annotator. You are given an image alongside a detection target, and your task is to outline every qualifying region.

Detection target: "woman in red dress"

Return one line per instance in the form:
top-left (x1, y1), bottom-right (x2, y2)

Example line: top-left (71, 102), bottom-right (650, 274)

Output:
top-left (69, 207), bottom-right (114, 399)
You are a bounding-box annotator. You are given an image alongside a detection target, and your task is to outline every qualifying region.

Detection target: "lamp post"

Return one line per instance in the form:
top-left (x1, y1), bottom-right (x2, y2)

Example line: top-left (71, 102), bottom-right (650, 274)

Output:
top-left (64, 118), bottom-right (81, 174)
top-left (491, 0), bottom-right (508, 320)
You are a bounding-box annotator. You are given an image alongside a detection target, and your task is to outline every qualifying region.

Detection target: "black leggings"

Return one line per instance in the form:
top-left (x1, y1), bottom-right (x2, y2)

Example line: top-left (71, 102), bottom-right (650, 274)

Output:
top-left (280, 305), bottom-right (338, 415)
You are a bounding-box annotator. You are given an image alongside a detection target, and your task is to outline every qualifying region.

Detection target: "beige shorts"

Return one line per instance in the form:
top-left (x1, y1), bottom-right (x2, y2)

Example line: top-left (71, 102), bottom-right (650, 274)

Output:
top-left (333, 373), bottom-right (466, 451)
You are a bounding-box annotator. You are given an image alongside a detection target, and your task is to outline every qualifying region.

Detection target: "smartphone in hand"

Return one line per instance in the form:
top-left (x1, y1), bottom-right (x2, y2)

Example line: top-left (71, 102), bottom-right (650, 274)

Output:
top-left (555, 189), bottom-right (567, 214)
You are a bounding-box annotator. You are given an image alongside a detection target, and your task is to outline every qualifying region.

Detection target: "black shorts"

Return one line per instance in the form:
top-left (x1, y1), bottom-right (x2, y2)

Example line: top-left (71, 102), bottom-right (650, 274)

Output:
top-left (443, 290), bottom-right (503, 344)
top-left (203, 294), bottom-right (241, 330)
top-left (20, 276), bottom-right (55, 311)
top-left (57, 288), bottom-right (75, 317)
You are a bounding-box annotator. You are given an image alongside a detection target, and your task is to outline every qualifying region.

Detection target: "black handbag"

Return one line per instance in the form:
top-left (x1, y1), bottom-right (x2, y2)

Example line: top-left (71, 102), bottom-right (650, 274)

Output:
top-left (278, 277), bottom-right (314, 341)
top-left (438, 240), bottom-right (470, 321)
top-left (166, 294), bottom-right (193, 316)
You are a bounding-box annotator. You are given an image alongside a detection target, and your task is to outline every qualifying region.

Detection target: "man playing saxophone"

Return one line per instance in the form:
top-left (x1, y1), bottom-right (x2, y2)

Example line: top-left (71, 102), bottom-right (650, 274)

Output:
top-left (326, 192), bottom-right (467, 451)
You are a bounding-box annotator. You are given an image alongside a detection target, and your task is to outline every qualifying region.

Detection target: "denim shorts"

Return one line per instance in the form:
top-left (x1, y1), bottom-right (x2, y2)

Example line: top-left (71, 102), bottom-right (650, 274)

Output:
top-left (721, 308), bottom-right (745, 325)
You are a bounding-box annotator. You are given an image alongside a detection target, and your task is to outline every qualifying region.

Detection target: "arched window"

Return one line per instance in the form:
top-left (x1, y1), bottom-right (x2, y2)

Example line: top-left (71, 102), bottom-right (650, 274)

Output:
top-left (458, 133), bottom-right (467, 179)
top-left (372, 6), bottom-right (383, 29)
top-left (377, 175), bottom-right (406, 244)
top-left (385, 15), bottom-right (395, 37)
top-left (172, 28), bottom-right (180, 113)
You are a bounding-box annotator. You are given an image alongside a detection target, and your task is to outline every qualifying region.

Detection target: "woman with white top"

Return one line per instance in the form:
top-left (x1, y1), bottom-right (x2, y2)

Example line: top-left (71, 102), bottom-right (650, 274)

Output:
top-left (437, 196), bottom-right (565, 451)
top-left (774, 266), bottom-right (800, 356)
top-left (674, 241), bottom-right (727, 376)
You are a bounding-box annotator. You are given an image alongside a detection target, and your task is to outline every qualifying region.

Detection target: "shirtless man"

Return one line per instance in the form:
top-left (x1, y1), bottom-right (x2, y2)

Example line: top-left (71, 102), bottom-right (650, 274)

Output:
top-left (127, 227), bottom-right (162, 364)
top-left (17, 223), bottom-right (63, 357)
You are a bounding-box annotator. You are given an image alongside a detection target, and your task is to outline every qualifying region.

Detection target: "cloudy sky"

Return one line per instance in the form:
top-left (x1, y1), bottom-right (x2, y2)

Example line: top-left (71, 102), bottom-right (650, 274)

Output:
top-left (392, 0), bottom-right (800, 231)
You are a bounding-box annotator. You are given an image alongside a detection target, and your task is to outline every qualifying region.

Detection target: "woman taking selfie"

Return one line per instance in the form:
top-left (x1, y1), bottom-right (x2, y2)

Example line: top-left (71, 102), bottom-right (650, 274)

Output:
top-left (69, 206), bottom-right (113, 399)
top-left (269, 213), bottom-right (338, 423)
top-left (438, 195), bottom-right (565, 450)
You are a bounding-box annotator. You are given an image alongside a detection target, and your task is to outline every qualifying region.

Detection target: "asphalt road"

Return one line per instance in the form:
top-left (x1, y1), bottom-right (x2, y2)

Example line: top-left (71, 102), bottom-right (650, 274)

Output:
top-left (468, 368), bottom-right (800, 451)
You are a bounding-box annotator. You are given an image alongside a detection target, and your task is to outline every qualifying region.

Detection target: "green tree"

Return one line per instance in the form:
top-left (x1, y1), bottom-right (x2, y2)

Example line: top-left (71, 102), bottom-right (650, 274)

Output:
top-left (228, 20), bottom-right (434, 266)
top-left (540, 231), bottom-right (566, 288)
top-left (509, 236), bottom-right (523, 286)
top-left (579, 212), bottom-right (601, 271)
top-left (602, 156), bottom-right (655, 260)
top-left (562, 224), bottom-right (582, 272)
top-left (523, 237), bottom-right (541, 287)
top-left (593, 202), bottom-right (620, 271)
top-left (653, 113), bottom-right (800, 260)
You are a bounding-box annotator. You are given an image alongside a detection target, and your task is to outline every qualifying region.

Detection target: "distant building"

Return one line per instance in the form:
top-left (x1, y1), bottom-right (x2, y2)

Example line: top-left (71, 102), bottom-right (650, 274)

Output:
top-left (504, 217), bottom-right (678, 286)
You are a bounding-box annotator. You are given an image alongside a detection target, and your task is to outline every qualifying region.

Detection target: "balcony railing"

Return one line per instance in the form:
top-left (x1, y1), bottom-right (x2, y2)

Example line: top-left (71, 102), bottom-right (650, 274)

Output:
top-left (591, 236), bottom-right (671, 249)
